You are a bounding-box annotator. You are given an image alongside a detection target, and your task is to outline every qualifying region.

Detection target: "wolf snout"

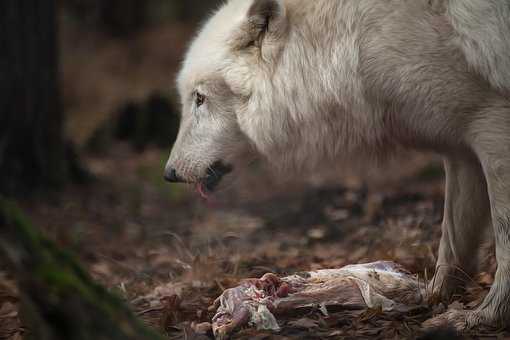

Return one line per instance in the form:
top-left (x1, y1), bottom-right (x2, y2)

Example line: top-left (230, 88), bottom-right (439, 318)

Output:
top-left (164, 167), bottom-right (185, 183)
top-left (164, 161), bottom-right (233, 191)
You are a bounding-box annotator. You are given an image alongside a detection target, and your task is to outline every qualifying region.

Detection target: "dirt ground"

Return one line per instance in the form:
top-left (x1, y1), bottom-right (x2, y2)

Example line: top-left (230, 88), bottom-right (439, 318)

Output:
top-left (1, 143), bottom-right (508, 340)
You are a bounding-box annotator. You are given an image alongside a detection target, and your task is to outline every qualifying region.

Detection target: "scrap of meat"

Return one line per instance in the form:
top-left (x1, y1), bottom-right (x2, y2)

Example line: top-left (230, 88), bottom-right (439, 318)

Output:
top-left (211, 261), bottom-right (425, 339)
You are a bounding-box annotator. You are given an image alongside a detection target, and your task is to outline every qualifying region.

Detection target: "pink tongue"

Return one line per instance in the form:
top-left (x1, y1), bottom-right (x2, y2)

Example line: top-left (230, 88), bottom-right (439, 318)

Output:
top-left (196, 183), bottom-right (209, 200)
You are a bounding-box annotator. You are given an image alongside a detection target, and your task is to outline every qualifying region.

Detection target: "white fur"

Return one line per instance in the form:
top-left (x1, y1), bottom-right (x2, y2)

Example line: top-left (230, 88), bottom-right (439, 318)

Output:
top-left (166, 0), bottom-right (510, 329)
top-left (447, 0), bottom-right (510, 93)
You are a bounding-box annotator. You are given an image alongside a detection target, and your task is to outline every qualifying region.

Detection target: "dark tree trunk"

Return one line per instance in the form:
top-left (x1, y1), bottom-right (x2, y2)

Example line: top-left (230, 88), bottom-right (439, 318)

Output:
top-left (0, 0), bottom-right (66, 196)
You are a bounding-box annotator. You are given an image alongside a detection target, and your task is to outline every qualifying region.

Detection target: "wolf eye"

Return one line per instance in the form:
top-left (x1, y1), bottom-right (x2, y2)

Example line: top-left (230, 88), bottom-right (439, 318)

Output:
top-left (195, 92), bottom-right (206, 108)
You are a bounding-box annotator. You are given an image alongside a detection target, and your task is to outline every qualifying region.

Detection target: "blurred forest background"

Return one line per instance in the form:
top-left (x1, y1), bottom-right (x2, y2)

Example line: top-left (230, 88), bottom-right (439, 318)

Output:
top-left (0, 1), bottom-right (501, 339)
top-left (1, 0), bottom-right (224, 195)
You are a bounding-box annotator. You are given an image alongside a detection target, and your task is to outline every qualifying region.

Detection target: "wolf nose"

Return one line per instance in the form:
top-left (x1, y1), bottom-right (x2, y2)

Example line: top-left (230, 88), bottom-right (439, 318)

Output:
top-left (164, 168), bottom-right (185, 183)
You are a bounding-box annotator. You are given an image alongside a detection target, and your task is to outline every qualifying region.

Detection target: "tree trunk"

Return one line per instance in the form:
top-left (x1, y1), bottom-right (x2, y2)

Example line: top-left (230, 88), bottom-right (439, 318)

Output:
top-left (0, 0), bottom-right (66, 196)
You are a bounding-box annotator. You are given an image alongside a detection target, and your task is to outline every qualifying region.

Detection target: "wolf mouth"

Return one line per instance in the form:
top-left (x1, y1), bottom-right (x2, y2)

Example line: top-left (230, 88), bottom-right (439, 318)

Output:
top-left (199, 161), bottom-right (233, 194)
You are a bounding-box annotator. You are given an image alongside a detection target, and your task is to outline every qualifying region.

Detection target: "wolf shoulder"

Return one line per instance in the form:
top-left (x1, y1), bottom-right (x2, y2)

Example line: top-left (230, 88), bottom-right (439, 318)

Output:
top-left (445, 0), bottom-right (510, 93)
top-left (352, 0), bottom-right (510, 97)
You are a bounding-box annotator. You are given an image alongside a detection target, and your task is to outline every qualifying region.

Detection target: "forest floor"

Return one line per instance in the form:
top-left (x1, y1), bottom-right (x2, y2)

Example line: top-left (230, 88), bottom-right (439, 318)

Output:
top-left (1, 144), bottom-right (508, 339)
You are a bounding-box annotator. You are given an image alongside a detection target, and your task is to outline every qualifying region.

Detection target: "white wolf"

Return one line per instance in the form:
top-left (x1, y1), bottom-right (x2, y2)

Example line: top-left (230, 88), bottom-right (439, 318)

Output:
top-left (165, 0), bottom-right (510, 330)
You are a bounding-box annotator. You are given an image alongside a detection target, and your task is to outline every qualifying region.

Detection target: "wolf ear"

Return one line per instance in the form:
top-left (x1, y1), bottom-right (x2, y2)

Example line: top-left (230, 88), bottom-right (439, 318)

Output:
top-left (248, 0), bottom-right (285, 21)
top-left (243, 0), bottom-right (287, 48)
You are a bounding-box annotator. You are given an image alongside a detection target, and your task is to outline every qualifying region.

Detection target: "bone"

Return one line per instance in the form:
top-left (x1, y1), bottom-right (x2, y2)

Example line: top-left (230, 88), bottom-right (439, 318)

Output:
top-left (211, 261), bottom-right (425, 339)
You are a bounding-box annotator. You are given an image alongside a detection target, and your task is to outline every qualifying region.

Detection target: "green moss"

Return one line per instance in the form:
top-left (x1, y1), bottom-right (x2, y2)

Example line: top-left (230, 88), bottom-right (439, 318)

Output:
top-left (0, 198), bottom-right (164, 340)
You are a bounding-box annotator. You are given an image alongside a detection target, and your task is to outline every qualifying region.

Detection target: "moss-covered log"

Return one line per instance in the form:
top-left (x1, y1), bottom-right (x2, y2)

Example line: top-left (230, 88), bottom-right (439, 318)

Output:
top-left (0, 199), bottom-right (164, 340)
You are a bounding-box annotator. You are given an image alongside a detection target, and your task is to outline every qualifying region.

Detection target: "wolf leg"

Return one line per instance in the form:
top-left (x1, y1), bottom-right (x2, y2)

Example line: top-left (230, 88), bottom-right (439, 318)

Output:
top-left (426, 101), bottom-right (510, 330)
top-left (428, 154), bottom-right (491, 303)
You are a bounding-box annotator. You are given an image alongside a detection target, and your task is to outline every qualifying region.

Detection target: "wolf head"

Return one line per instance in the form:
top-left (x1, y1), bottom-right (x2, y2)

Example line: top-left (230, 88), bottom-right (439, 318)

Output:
top-left (165, 0), bottom-right (291, 191)
top-left (165, 0), bottom-right (370, 193)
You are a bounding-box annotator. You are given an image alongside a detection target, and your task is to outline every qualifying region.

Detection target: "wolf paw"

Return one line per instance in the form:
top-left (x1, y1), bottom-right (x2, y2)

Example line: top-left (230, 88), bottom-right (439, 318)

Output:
top-left (426, 274), bottom-right (455, 304)
top-left (423, 308), bottom-right (499, 333)
top-left (427, 267), bottom-right (471, 305)
top-left (423, 309), bottom-right (470, 331)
